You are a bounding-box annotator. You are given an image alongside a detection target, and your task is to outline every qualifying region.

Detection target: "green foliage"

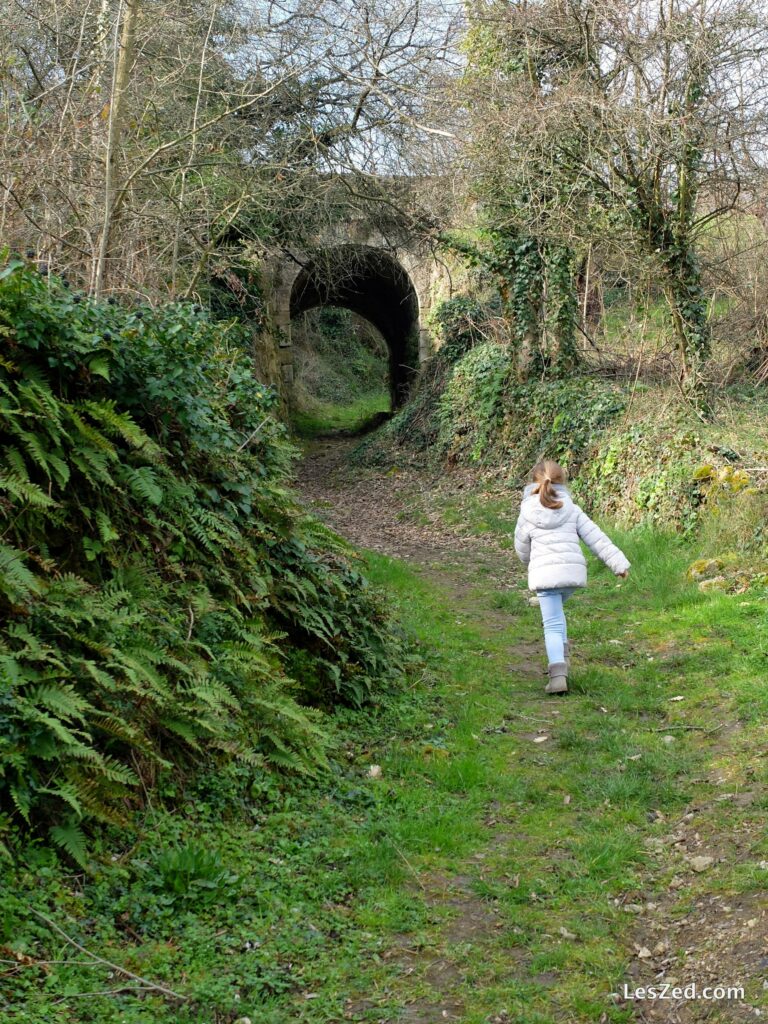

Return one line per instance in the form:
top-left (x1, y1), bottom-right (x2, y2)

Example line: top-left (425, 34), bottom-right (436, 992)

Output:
top-left (292, 306), bottom-right (390, 415)
top-left (146, 843), bottom-right (240, 909)
top-left (427, 295), bottom-right (487, 362)
top-left (577, 424), bottom-right (707, 533)
top-left (6, 530), bottom-right (767, 1022)
top-left (545, 245), bottom-right (580, 372)
top-left (436, 343), bottom-right (624, 469)
top-left (437, 342), bottom-right (513, 460)
top-left (0, 260), bottom-right (406, 856)
top-left (360, 339), bottom-right (623, 470)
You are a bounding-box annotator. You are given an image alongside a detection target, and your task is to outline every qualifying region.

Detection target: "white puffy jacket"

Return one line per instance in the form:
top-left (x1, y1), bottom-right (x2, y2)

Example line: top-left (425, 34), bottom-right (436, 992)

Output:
top-left (514, 484), bottom-right (630, 591)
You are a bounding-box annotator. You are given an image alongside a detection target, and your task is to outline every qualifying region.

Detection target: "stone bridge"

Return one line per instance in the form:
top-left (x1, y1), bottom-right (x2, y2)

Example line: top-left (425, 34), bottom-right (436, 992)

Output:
top-left (253, 225), bottom-right (455, 407)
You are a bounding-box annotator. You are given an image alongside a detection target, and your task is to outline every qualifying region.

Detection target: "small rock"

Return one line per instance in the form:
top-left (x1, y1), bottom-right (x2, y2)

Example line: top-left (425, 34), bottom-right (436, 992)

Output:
top-left (637, 946), bottom-right (653, 959)
top-left (662, 735), bottom-right (676, 744)
top-left (699, 575), bottom-right (729, 593)
top-left (654, 941), bottom-right (669, 955)
top-left (688, 855), bottom-right (714, 873)
top-left (533, 735), bottom-right (549, 743)
top-left (367, 764), bottom-right (382, 778)
top-left (688, 558), bottom-right (724, 582)
top-left (559, 926), bottom-right (576, 940)
top-left (234, 1018), bottom-right (253, 1024)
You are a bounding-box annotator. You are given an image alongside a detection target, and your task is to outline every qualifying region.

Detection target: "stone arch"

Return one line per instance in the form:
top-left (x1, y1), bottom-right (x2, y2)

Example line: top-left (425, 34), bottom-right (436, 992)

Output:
top-left (288, 245), bottom-right (421, 407)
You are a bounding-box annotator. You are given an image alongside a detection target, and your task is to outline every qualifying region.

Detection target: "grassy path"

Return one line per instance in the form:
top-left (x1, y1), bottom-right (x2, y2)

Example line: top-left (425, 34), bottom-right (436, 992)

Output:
top-left (8, 443), bottom-right (768, 1024)
top-left (291, 441), bottom-right (768, 1023)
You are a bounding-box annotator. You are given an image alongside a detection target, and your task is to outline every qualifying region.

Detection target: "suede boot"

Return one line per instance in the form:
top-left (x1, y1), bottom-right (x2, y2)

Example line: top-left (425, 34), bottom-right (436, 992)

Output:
top-left (545, 662), bottom-right (568, 695)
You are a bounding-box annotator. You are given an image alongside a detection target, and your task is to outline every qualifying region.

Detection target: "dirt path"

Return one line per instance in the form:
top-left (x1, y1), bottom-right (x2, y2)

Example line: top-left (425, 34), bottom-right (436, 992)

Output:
top-left (294, 437), bottom-right (503, 566)
top-left (296, 439), bottom-right (560, 1022)
top-left (294, 437), bottom-right (768, 1024)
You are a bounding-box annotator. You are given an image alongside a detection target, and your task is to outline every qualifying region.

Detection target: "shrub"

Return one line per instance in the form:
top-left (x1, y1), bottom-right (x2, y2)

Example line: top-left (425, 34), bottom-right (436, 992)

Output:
top-left (0, 258), bottom-right (406, 861)
top-left (147, 843), bottom-right (240, 909)
top-left (427, 296), bottom-right (488, 363)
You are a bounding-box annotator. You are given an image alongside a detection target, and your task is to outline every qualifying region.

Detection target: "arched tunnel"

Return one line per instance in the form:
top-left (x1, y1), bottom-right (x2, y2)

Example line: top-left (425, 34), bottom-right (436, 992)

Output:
top-left (289, 245), bottom-right (420, 407)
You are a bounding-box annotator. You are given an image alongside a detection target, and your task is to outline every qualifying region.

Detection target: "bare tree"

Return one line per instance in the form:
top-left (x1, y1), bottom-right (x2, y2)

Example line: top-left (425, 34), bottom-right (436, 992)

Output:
top-left (460, 0), bottom-right (768, 403)
top-left (0, 0), bottom-right (461, 300)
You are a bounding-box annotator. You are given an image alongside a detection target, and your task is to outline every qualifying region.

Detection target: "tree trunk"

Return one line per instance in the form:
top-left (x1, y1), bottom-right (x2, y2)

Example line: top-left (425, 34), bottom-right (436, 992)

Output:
top-left (663, 247), bottom-right (711, 413)
top-left (93, 0), bottom-right (138, 297)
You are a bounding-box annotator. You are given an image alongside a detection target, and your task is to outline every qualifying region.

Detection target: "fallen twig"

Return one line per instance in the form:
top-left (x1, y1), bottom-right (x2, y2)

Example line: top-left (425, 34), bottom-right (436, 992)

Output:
top-left (652, 723), bottom-right (723, 735)
top-left (387, 841), bottom-right (426, 891)
top-left (30, 909), bottom-right (186, 1002)
top-left (54, 984), bottom-right (149, 1004)
top-left (236, 417), bottom-right (269, 452)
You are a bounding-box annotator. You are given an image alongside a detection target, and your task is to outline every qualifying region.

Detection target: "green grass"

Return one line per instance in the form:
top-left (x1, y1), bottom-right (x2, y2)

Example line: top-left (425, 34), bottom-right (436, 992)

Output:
top-left (290, 391), bottom-right (391, 437)
top-left (3, 524), bottom-right (768, 1022)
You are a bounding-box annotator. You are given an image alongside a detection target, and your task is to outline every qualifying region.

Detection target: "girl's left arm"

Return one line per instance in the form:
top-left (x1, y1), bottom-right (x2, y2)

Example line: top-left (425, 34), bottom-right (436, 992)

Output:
top-left (575, 508), bottom-right (630, 575)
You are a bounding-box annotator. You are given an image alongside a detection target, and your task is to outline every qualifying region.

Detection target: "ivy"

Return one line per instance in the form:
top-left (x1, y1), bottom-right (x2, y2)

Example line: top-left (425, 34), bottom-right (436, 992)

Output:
top-left (440, 231), bottom-right (579, 374)
top-left (426, 295), bottom-right (487, 362)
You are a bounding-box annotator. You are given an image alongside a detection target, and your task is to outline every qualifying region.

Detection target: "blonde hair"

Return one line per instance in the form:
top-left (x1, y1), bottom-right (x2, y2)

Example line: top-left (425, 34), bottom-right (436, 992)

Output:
top-left (531, 459), bottom-right (566, 509)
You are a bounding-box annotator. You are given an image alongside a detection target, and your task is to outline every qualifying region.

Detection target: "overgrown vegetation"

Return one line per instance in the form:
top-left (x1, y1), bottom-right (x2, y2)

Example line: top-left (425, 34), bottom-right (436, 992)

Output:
top-left (457, 0), bottom-right (768, 406)
top-left (290, 307), bottom-right (391, 436)
top-left (361, 294), bottom-right (768, 589)
top-left (0, 260), bottom-right (406, 861)
top-left (6, 519), bottom-right (768, 1022)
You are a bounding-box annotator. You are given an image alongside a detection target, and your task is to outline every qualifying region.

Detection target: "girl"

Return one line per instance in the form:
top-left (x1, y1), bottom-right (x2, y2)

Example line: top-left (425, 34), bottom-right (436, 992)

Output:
top-left (514, 460), bottom-right (630, 695)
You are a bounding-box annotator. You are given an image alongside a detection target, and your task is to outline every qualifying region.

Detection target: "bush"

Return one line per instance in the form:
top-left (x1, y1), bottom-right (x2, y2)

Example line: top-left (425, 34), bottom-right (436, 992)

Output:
top-left (427, 295), bottom-right (489, 362)
top-left (435, 343), bottom-right (625, 470)
top-left (0, 258), bottom-right (406, 861)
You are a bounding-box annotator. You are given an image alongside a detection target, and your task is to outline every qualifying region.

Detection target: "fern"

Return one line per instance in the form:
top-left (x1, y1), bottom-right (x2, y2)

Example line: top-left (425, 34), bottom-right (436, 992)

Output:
top-left (0, 264), bottom-right (406, 862)
top-left (80, 399), bottom-right (160, 457)
top-left (122, 466), bottom-right (163, 506)
top-left (0, 544), bottom-right (41, 602)
top-left (0, 473), bottom-right (55, 507)
top-left (49, 820), bottom-right (87, 867)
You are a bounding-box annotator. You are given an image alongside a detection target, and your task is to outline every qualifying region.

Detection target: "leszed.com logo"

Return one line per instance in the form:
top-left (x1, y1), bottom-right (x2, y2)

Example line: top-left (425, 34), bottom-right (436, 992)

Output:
top-left (621, 982), bottom-right (744, 1001)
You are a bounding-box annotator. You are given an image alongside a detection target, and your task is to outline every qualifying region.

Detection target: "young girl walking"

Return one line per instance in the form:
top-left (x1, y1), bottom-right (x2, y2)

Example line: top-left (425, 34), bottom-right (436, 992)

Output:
top-left (514, 460), bottom-right (630, 695)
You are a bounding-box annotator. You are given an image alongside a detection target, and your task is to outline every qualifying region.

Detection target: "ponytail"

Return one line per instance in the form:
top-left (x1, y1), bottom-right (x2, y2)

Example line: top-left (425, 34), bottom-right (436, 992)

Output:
top-left (531, 459), bottom-right (565, 509)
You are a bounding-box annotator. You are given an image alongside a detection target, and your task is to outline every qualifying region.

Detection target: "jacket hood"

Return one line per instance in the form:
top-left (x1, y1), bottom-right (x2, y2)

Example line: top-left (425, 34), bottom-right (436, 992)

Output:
top-left (520, 483), bottom-right (575, 529)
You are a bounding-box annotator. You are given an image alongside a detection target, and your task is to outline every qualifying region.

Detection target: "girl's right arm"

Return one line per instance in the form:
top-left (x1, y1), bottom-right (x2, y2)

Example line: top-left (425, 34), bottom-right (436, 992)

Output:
top-left (575, 508), bottom-right (630, 576)
top-left (514, 514), bottom-right (531, 564)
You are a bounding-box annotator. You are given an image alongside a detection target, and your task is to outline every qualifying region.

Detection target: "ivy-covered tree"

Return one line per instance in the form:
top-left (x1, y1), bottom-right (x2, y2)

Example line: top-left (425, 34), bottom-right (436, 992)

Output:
top-left (459, 0), bottom-right (768, 408)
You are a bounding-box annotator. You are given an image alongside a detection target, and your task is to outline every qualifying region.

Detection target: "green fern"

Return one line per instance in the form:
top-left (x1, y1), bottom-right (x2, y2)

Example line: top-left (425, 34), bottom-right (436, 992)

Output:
top-left (49, 820), bottom-right (87, 867)
top-left (0, 264), bottom-right (406, 862)
top-left (0, 544), bottom-right (41, 602)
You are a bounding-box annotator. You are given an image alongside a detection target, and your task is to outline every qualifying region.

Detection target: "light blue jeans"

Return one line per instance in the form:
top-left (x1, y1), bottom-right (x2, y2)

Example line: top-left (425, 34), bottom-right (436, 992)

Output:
top-left (536, 588), bottom-right (576, 666)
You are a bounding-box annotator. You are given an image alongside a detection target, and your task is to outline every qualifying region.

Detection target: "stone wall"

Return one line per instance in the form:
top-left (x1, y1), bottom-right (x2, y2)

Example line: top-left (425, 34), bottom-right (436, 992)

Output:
top-left (250, 233), bottom-right (457, 407)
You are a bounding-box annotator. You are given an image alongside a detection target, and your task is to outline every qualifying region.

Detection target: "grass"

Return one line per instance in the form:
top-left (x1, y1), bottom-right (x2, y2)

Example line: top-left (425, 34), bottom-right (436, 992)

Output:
top-left (290, 392), bottom-right (391, 437)
top-left (3, 519), bottom-right (768, 1022)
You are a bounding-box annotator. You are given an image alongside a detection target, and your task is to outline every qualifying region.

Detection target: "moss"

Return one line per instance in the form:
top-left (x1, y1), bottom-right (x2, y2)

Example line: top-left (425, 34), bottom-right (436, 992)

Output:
top-left (687, 558), bottom-right (725, 581)
top-left (698, 575), bottom-right (731, 592)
